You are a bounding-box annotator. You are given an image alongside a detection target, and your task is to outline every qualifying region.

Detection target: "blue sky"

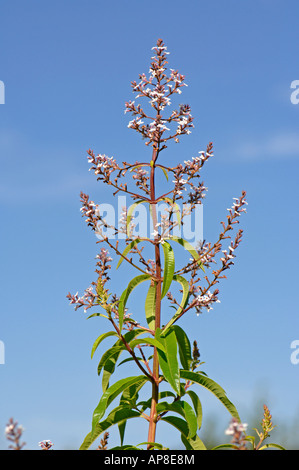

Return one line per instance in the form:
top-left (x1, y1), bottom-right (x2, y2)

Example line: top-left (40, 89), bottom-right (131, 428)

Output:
top-left (1, 0), bottom-right (299, 450)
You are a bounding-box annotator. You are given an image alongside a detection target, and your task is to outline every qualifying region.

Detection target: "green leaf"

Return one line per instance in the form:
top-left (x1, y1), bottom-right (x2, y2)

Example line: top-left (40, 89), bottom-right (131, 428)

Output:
top-left (116, 238), bottom-right (141, 269)
top-left (91, 331), bottom-right (119, 359)
top-left (86, 312), bottom-right (109, 320)
top-left (187, 390), bottom-right (203, 430)
top-left (180, 370), bottom-right (240, 421)
top-left (101, 348), bottom-right (124, 392)
top-left (259, 443), bottom-right (286, 450)
top-left (118, 274), bottom-right (151, 331)
top-left (118, 380), bottom-right (145, 445)
top-left (117, 356), bottom-right (141, 367)
top-left (118, 420), bottom-right (126, 447)
top-left (160, 167), bottom-right (169, 182)
top-left (155, 328), bottom-right (180, 395)
top-left (157, 400), bottom-right (197, 438)
top-left (138, 390), bottom-right (176, 413)
top-left (97, 345), bottom-right (124, 377)
top-left (172, 325), bottom-right (192, 370)
top-left (159, 390), bottom-right (176, 399)
top-left (137, 441), bottom-right (168, 450)
top-left (244, 435), bottom-right (256, 449)
top-left (161, 241), bottom-right (175, 299)
top-left (163, 275), bottom-right (190, 332)
top-left (99, 329), bottom-right (146, 382)
top-left (211, 443), bottom-right (240, 450)
top-left (80, 405), bottom-right (141, 450)
top-left (181, 433), bottom-right (207, 450)
top-left (130, 337), bottom-right (166, 353)
top-left (121, 328), bottom-right (148, 344)
top-left (160, 415), bottom-right (189, 438)
top-left (109, 445), bottom-right (141, 450)
top-left (144, 282), bottom-right (156, 330)
top-left (166, 236), bottom-right (205, 272)
top-left (91, 375), bottom-right (148, 433)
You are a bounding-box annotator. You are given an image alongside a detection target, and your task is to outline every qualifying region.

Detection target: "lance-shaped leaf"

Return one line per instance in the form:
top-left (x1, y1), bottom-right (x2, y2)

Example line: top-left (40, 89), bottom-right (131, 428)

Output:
top-left (259, 443), bottom-right (286, 450)
top-left (163, 275), bottom-right (190, 333)
top-left (211, 443), bottom-right (241, 450)
top-left (145, 282), bottom-right (156, 330)
top-left (137, 441), bottom-right (167, 450)
top-left (117, 356), bottom-right (142, 367)
top-left (86, 312), bottom-right (109, 320)
top-left (129, 163), bottom-right (148, 174)
top-left (109, 445), bottom-right (141, 450)
top-left (118, 379), bottom-right (145, 446)
top-left (118, 274), bottom-right (151, 331)
top-left (181, 433), bottom-right (207, 450)
top-left (116, 238), bottom-right (141, 269)
top-left (171, 325), bottom-right (192, 371)
top-left (187, 390), bottom-right (203, 430)
top-left (97, 345), bottom-right (124, 378)
top-left (155, 328), bottom-right (181, 395)
top-left (160, 415), bottom-right (189, 438)
top-left (138, 390), bottom-right (176, 413)
top-left (161, 241), bottom-right (175, 299)
top-left (180, 370), bottom-right (240, 421)
top-left (80, 405), bottom-right (141, 450)
top-left (91, 331), bottom-right (119, 359)
top-left (97, 329), bottom-right (146, 390)
top-left (101, 348), bottom-right (124, 393)
top-left (166, 236), bottom-right (205, 272)
top-left (130, 337), bottom-right (166, 353)
top-left (157, 400), bottom-right (197, 438)
top-left (91, 375), bottom-right (148, 434)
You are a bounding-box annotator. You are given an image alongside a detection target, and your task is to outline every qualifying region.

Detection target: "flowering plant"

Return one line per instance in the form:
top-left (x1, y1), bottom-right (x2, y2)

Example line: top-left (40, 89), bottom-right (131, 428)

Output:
top-left (67, 39), bottom-right (281, 451)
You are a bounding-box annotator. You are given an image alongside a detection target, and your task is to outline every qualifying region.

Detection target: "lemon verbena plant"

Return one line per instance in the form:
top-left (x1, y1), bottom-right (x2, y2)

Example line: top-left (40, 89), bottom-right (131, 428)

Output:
top-left (67, 38), bottom-right (248, 451)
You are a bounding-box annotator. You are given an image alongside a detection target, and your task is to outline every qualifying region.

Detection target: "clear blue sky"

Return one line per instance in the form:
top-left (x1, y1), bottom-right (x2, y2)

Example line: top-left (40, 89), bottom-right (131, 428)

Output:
top-left (1, 0), bottom-right (299, 450)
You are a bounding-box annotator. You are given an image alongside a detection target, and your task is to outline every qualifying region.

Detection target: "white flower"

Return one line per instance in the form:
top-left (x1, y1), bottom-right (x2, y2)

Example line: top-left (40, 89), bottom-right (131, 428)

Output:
top-left (225, 420), bottom-right (247, 435)
top-left (5, 424), bottom-right (14, 435)
top-left (38, 440), bottom-right (54, 449)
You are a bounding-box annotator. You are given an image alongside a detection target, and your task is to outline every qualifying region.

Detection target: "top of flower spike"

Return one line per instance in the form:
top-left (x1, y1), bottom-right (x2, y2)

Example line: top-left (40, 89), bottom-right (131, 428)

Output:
top-left (124, 39), bottom-right (194, 151)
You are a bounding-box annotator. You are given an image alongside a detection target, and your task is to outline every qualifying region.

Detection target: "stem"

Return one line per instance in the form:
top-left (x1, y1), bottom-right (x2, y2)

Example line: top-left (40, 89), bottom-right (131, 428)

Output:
top-left (147, 145), bottom-right (162, 448)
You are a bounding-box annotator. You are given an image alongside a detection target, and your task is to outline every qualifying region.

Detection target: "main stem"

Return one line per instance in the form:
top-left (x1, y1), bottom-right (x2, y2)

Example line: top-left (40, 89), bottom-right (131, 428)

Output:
top-left (147, 146), bottom-right (162, 448)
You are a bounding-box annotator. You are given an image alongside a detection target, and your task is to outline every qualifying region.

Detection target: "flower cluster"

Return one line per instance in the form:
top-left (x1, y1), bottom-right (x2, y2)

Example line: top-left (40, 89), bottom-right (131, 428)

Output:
top-left (255, 404), bottom-right (276, 444)
top-left (5, 418), bottom-right (26, 450)
top-left (225, 418), bottom-right (248, 450)
top-left (260, 404), bottom-right (275, 439)
top-left (70, 38), bottom-right (247, 352)
top-left (131, 166), bottom-right (150, 195)
top-left (163, 189), bottom-right (247, 319)
top-left (97, 432), bottom-right (109, 450)
top-left (125, 38), bottom-right (193, 150)
top-left (80, 192), bottom-right (98, 231)
top-left (166, 142), bottom-right (213, 203)
top-left (87, 149), bottom-right (120, 183)
top-left (95, 248), bottom-right (113, 286)
top-left (38, 440), bottom-right (54, 450)
top-left (195, 290), bottom-right (221, 315)
top-left (66, 286), bottom-right (96, 313)
top-left (80, 192), bottom-right (118, 240)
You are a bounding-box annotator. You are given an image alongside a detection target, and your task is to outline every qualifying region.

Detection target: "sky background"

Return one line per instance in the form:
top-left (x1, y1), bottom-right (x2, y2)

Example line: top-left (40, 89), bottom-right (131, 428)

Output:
top-left (1, 0), bottom-right (299, 450)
